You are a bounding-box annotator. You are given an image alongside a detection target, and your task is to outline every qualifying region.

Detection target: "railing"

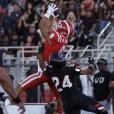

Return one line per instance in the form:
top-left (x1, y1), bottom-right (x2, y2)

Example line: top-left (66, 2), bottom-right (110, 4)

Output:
top-left (79, 45), bottom-right (91, 57)
top-left (0, 46), bottom-right (114, 78)
top-left (97, 22), bottom-right (112, 48)
top-left (1, 46), bottom-right (113, 64)
top-left (0, 46), bottom-right (114, 104)
top-left (0, 46), bottom-right (39, 83)
top-left (96, 44), bottom-right (112, 60)
top-left (80, 22), bottom-right (113, 59)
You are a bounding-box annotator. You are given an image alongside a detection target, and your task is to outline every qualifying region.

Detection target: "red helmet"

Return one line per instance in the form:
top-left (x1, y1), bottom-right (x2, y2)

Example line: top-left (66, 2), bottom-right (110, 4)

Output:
top-left (57, 20), bottom-right (74, 38)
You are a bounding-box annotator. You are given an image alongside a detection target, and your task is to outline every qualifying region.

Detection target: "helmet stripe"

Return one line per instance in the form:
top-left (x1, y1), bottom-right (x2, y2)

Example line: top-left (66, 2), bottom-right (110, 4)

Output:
top-left (63, 20), bottom-right (70, 38)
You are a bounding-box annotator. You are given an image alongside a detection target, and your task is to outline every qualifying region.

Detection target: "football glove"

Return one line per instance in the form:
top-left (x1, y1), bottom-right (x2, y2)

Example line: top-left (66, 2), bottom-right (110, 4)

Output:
top-left (88, 57), bottom-right (97, 71)
top-left (44, 3), bottom-right (58, 18)
top-left (88, 57), bottom-right (95, 65)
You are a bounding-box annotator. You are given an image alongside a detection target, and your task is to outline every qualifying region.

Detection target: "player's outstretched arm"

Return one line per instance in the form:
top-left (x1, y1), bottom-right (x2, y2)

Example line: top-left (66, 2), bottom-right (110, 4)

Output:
top-left (37, 53), bottom-right (45, 70)
top-left (15, 84), bottom-right (23, 95)
top-left (80, 65), bottom-right (95, 75)
top-left (0, 67), bottom-right (25, 113)
top-left (15, 71), bottom-right (48, 96)
top-left (80, 57), bottom-right (96, 75)
top-left (0, 67), bottom-right (17, 99)
top-left (39, 16), bottom-right (53, 45)
top-left (39, 3), bottom-right (58, 45)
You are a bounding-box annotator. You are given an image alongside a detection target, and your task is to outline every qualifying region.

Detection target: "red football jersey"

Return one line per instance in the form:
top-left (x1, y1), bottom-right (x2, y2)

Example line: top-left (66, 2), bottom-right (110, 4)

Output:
top-left (42, 30), bottom-right (68, 62)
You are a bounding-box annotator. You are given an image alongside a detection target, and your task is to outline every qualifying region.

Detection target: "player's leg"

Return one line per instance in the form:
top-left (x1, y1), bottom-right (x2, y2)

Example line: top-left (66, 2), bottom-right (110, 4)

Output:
top-left (16, 71), bottom-right (48, 95)
top-left (62, 97), bottom-right (81, 114)
top-left (73, 91), bottom-right (108, 114)
top-left (66, 109), bottom-right (81, 114)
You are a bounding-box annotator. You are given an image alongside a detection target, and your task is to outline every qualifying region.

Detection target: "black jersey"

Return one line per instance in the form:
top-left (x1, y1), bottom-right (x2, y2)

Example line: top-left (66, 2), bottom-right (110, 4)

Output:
top-left (93, 71), bottom-right (113, 101)
top-left (0, 49), bottom-right (3, 66)
top-left (45, 64), bottom-right (81, 98)
top-left (45, 64), bottom-right (108, 114)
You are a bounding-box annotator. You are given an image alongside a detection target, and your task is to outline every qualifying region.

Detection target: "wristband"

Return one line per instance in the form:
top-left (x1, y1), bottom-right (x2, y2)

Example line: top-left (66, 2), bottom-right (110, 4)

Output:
top-left (13, 96), bottom-right (21, 104)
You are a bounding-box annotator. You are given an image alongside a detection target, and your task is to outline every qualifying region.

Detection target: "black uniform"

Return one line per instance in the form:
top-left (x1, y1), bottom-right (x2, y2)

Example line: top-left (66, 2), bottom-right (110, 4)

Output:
top-left (45, 64), bottom-right (107, 114)
top-left (93, 71), bottom-right (113, 101)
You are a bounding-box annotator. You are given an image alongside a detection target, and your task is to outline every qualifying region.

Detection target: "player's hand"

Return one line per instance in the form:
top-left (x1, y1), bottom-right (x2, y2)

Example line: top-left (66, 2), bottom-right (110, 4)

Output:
top-left (88, 57), bottom-right (97, 71)
top-left (47, 3), bottom-right (58, 17)
top-left (44, 3), bottom-right (58, 18)
top-left (17, 102), bottom-right (25, 114)
top-left (12, 96), bottom-right (25, 114)
top-left (88, 57), bottom-right (95, 64)
top-left (87, 64), bottom-right (95, 75)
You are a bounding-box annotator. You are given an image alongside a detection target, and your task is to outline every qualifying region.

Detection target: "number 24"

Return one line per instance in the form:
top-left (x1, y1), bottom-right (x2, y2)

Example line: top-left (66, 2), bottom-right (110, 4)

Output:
top-left (52, 75), bottom-right (72, 92)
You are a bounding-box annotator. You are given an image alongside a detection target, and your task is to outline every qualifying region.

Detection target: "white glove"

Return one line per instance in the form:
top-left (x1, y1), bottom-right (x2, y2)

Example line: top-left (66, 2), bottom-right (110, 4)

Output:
top-left (44, 3), bottom-right (58, 18)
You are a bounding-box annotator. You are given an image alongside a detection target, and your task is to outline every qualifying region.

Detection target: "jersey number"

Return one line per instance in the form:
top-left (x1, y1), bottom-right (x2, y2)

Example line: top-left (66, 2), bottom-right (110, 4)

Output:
top-left (52, 75), bottom-right (72, 92)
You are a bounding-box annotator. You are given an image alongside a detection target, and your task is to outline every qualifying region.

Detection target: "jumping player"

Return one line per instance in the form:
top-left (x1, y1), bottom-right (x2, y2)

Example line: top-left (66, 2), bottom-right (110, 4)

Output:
top-left (44, 52), bottom-right (108, 114)
top-left (16, 2), bottom-right (74, 99)
top-left (38, 3), bottom-right (74, 69)
top-left (0, 49), bottom-right (25, 114)
top-left (15, 3), bottom-right (74, 114)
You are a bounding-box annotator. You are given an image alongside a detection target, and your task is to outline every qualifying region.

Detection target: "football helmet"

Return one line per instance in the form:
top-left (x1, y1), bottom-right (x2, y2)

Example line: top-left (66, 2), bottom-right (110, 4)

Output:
top-left (49, 52), bottom-right (66, 68)
top-left (57, 20), bottom-right (74, 38)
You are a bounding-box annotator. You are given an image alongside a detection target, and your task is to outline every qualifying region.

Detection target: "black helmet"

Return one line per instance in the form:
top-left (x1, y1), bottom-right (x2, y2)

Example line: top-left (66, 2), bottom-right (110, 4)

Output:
top-left (49, 52), bottom-right (66, 68)
top-left (97, 58), bottom-right (107, 65)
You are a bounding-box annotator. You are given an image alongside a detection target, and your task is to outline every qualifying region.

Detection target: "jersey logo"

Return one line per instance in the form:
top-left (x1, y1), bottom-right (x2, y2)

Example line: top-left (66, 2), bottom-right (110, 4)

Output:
top-left (50, 33), bottom-right (55, 39)
top-left (94, 77), bottom-right (104, 84)
top-left (52, 75), bottom-right (72, 92)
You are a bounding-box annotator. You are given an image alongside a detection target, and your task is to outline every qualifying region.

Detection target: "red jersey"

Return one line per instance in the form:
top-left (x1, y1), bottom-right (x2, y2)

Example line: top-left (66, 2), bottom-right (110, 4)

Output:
top-left (42, 30), bottom-right (68, 62)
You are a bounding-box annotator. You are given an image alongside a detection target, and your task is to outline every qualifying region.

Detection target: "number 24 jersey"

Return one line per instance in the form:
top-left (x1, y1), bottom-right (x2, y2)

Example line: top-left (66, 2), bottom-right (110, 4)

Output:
top-left (44, 64), bottom-right (81, 98)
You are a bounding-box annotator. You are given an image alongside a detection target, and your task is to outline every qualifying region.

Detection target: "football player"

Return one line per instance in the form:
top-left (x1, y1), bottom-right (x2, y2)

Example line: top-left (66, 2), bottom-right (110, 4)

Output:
top-left (15, 3), bottom-right (74, 114)
top-left (44, 52), bottom-right (108, 114)
top-left (38, 3), bottom-right (74, 69)
top-left (16, 19), bottom-right (74, 113)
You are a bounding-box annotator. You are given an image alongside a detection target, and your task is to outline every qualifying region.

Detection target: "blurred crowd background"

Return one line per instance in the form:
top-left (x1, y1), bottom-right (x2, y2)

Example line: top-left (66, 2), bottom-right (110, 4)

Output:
top-left (0, 0), bottom-right (114, 57)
